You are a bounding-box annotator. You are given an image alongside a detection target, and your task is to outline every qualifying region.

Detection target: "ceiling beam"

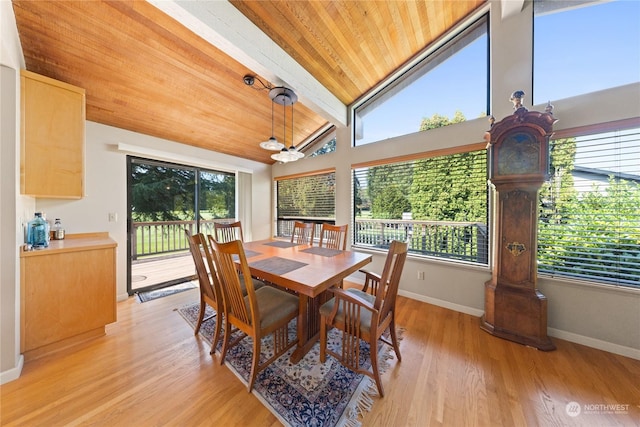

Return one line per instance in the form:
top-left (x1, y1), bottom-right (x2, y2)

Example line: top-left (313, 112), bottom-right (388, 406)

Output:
top-left (148, 0), bottom-right (347, 126)
top-left (500, 0), bottom-right (525, 19)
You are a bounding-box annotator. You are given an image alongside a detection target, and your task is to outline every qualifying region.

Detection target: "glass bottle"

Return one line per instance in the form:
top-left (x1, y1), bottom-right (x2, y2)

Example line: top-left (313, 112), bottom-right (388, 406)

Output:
top-left (27, 212), bottom-right (50, 248)
top-left (53, 218), bottom-right (65, 240)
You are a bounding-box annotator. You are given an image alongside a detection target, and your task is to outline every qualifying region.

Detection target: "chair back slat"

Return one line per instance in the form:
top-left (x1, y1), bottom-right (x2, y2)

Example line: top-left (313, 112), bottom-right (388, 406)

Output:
top-left (375, 240), bottom-right (408, 322)
top-left (185, 230), bottom-right (219, 304)
top-left (319, 223), bottom-right (348, 250)
top-left (291, 221), bottom-right (315, 245)
top-left (214, 221), bottom-right (244, 243)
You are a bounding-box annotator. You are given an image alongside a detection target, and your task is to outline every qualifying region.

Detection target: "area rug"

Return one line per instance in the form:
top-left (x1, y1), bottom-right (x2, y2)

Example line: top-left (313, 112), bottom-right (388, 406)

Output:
top-left (136, 281), bottom-right (197, 303)
top-left (177, 302), bottom-right (401, 427)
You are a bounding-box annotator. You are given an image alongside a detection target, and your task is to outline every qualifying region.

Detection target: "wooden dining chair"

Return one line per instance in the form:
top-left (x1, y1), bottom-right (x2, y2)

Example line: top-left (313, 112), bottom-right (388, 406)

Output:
top-left (318, 223), bottom-right (348, 250)
top-left (210, 238), bottom-right (299, 392)
top-left (291, 221), bottom-right (315, 245)
top-left (319, 240), bottom-right (408, 397)
top-left (185, 230), bottom-right (224, 354)
top-left (214, 220), bottom-right (244, 243)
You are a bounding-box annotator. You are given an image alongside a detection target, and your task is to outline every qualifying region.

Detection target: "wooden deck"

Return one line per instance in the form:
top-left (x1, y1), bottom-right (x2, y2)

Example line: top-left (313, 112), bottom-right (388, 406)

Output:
top-left (131, 252), bottom-right (196, 291)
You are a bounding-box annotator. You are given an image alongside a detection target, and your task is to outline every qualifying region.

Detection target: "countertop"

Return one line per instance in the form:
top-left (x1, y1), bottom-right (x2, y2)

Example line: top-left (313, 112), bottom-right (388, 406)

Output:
top-left (20, 232), bottom-right (117, 257)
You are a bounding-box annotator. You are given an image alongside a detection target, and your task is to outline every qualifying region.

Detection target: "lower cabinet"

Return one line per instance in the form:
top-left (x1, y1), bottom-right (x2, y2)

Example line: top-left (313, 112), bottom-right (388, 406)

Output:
top-left (20, 233), bottom-right (117, 361)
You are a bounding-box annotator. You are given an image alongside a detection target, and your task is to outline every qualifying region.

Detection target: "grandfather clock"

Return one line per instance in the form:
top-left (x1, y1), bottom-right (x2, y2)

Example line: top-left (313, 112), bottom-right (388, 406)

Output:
top-left (480, 91), bottom-right (556, 351)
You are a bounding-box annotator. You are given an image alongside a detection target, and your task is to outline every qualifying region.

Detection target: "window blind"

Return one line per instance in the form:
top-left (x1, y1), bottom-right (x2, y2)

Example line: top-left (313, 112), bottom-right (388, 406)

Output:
top-left (353, 148), bottom-right (489, 265)
top-left (276, 171), bottom-right (336, 220)
top-left (538, 126), bottom-right (640, 288)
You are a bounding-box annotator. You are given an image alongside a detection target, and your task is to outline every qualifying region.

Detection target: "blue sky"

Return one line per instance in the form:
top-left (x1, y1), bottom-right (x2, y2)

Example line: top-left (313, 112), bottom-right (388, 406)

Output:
top-left (358, 0), bottom-right (640, 145)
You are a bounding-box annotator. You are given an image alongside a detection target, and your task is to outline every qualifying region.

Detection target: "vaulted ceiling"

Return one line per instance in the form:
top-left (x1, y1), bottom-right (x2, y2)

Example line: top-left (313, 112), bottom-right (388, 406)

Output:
top-left (11, 0), bottom-right (485, 164)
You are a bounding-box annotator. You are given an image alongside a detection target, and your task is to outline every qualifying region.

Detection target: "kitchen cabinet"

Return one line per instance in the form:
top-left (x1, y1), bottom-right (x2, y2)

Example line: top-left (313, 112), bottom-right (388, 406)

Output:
top-left (20, 69), bottom-right (85, 198)
top-left (20, 233), bottom-right (117, 361)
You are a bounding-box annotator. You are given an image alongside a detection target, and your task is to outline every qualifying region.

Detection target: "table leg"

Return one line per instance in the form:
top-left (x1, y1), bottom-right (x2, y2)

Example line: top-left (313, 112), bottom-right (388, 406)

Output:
top-left (290, 291), bottom-right (330, 363)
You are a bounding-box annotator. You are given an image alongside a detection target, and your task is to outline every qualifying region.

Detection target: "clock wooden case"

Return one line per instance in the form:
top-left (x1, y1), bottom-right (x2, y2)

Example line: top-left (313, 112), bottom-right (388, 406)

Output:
top-left (480, 91), bottom-right (557, 351)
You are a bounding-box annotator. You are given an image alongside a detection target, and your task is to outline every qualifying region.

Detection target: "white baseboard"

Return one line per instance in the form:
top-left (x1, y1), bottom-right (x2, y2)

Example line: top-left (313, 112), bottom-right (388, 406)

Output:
top-left (398, 289), bottom-right (485, 317)
top-left (548, 328), bottom-right (640, 360)
top-left (0, 354), bottom-right (24, 385)
top-left (398, 290), bottom-right (640, 361)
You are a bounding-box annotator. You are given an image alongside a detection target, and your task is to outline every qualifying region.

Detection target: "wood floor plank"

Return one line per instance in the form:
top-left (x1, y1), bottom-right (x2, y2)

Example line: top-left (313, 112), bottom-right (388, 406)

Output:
top-left (1, 285), bottom-right (639, 426)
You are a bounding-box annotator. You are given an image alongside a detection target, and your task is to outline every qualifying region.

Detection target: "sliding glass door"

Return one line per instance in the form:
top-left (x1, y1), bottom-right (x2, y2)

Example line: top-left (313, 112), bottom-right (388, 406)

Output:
top-left (127, 156), bottom-right (235, 295)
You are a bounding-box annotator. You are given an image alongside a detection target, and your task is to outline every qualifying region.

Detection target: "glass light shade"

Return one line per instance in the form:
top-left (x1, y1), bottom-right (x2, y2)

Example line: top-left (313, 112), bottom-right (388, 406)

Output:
top-left (271, 147), bottom-right (298, 163)
top-left (287, 145), bottom-right (304, 159)
top-left (260, 136), bottom-right (285, 151)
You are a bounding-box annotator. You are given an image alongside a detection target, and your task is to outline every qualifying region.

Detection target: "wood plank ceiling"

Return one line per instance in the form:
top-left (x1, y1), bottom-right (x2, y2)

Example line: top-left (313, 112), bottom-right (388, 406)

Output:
top-left (12, 0), bottom-right (485, 164)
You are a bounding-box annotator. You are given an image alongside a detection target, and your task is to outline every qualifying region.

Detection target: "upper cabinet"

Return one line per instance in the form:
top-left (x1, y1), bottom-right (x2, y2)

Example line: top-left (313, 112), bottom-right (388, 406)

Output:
top-left (20, 70), bottom-right (86, 198)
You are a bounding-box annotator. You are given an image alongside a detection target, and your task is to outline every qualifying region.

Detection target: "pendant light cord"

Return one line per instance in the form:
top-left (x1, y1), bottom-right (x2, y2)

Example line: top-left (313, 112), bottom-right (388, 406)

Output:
top-left (271, 98), bottom-right (275, 137)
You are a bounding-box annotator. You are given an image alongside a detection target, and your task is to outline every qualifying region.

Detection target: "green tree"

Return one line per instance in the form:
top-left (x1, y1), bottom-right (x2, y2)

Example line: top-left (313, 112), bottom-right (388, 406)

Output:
top-left (131, 164), bottom-right (195, 221)
top-left (419, 111), bottom-right (465, 131)
top-left (353, 173), bottom-right (364, 216)
top-left (410, 112), bottom-right (487, 221)
top-left (278, 173), bottom-right (335, 217)
top-left (539, 137), bottom-right (578, 224)
top-left (409, 151), bottom-right (486, 221)
top-left (367, 164), bottom-right (411, 219)
top-left (199, 172), bottom-right (236, 219)
top-left (309, 137), bottom-right (336, 157)
top-left (537, 136), bottom-right (640, 285)
top-left (131, 164), bottom-right (235, 222)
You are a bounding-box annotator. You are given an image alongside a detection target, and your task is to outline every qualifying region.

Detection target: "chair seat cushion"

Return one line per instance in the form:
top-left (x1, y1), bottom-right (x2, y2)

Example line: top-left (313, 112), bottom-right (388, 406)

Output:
top-left (239, 275), bottom-right (265, 294)
top-left (253, 286), bottom-right (298, 329)
top-left (319, 288), bottom-right (375, 334)
top-left (346, 288), bottom-right (375, 303)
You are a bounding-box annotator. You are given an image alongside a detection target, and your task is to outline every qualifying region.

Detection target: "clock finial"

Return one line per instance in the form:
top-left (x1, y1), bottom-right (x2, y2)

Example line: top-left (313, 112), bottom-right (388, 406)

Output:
top-left (545, 100), bottom-right (554, 115)
top-left (510, 90), bottom-right (525, 110)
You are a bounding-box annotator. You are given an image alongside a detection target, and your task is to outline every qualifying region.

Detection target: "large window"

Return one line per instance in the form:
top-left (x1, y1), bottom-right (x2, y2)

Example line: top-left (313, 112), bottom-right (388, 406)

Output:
top-left (534, 0), bottom-right (640, 104)
top-left (353, 145), bottom-right (489, 265)
top-left (353, 15), bottom-right (488, 146)
top-left (276, 170), bottom-right (336, 239)
top-left (307, 126), bottom-right (336, 158)
top-left (538, 123), bottom-right (640, 288)
top-left (127, 156), bottom-right (236, 293)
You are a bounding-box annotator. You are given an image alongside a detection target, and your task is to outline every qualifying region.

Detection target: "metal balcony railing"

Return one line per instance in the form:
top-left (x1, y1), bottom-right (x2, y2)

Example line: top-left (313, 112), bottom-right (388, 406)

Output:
top-left (277, 218), bottom-right (488, 264)
top-left (353, 219), bottom-right (488, 264)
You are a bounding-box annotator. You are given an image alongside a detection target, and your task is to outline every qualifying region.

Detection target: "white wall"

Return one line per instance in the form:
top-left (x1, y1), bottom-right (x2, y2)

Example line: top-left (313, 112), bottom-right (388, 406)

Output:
top-left (273, 1), bottom-right (640, 359)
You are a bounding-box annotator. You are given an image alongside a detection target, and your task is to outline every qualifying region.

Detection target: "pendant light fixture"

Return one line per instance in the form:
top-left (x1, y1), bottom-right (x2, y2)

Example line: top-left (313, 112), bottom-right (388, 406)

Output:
top-left (244, 75), bottom-right (305, 162)
top-left (259, 97), bottom-right (284, 151)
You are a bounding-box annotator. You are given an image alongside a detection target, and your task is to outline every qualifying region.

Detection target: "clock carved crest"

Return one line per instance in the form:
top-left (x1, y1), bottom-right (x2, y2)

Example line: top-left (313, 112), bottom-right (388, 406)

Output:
top-left (480, 91), bottom-right (557, 351)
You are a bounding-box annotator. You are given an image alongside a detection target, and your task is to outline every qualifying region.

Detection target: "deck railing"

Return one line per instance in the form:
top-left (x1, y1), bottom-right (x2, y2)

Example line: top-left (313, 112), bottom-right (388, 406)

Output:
top-left (278, 218), bottom-right (488, 264)
top-left (276, 217), bottom-right (335, 243)
top-left (353, 219), bottom-right (488, 264)
top-left (134, 218), bottom-right (488, 264)
top-left (132, 219), bottom-right (227, 260)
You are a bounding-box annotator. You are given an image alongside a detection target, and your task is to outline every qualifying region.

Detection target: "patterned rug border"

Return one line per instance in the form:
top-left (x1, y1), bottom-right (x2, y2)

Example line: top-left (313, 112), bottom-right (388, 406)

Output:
top-left (136, 281), bottom-right (197, 303)
top-left (176, 302), bottom-right (402, 427)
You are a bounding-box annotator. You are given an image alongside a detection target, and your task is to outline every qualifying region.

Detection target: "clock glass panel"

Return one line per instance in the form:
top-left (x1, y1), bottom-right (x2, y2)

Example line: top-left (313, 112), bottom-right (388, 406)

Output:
top-left (497, 131), bottom-right (540, 175)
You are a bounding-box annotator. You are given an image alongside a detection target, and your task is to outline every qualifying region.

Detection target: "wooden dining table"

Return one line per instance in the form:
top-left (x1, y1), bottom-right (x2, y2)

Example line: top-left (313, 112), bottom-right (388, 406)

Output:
top-left (240, 239), bottom-right (372, 363)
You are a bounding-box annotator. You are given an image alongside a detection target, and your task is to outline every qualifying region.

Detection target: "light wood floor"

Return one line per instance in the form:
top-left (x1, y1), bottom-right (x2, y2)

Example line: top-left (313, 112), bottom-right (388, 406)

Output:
top-left (1, 287), bottom-right (639, 426)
